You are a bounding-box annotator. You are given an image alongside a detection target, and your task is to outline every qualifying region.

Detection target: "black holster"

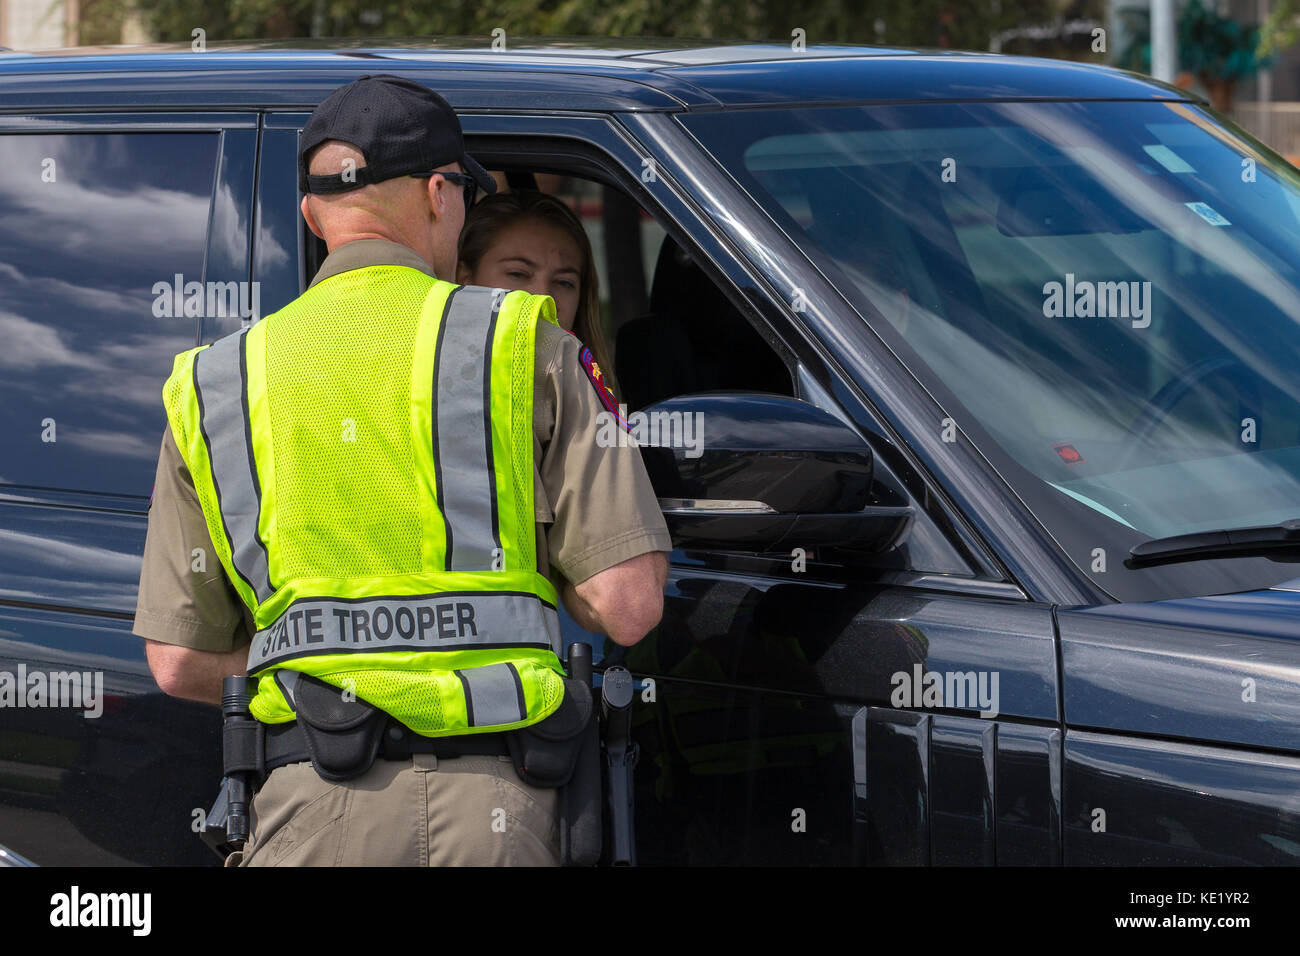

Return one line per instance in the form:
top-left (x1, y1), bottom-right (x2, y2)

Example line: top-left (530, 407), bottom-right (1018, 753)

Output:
top-left (506, 676), bottom-right (601, 865)
top-left (561, 698), bottom-right (602, 865)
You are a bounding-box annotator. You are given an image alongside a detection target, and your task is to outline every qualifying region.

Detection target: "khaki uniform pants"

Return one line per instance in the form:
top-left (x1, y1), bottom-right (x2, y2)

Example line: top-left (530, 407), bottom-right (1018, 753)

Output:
top-left (224, 753), bottom-right (561, 866)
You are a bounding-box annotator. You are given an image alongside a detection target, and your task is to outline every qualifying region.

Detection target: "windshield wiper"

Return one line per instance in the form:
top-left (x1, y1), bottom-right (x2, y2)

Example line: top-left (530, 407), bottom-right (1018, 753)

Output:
top-left (1128, 519), bottom-right (1300, 568)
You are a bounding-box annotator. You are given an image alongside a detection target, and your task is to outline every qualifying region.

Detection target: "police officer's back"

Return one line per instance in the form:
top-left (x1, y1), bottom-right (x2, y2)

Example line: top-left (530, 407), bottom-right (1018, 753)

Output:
top-left (133, 75), bottom-right (670, 865)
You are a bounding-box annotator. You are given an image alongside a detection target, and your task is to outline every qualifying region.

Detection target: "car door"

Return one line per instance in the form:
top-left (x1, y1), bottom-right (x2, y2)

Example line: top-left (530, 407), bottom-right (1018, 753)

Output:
top-left (0, 111), bottom-right (258, 865)
top-left (443, 109), bottom-right (1066, 864)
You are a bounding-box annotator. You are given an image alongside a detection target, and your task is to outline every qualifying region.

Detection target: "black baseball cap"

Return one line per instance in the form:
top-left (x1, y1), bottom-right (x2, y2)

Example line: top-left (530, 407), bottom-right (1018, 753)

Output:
top-left (298, 74), bottom-right (497, 196)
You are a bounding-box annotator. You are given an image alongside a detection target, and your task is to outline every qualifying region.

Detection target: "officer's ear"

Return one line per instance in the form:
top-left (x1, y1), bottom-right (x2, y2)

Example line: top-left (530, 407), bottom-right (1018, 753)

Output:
top-left (424, 172), bottom-right (443, 218)
top-left (424, 167), bottom-right (460, 222)
top-left (301, 195), bottom-right (325, 241)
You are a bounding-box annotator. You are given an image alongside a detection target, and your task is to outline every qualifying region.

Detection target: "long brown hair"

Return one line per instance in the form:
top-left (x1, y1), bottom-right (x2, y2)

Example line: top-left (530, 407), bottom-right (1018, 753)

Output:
top-left (457, 189), bottom-right (615, 395)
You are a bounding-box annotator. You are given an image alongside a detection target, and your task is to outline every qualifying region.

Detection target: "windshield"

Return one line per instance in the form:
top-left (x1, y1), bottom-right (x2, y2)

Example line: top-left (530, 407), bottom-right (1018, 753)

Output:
top-left (682, 100), bottom-right (1300, 600)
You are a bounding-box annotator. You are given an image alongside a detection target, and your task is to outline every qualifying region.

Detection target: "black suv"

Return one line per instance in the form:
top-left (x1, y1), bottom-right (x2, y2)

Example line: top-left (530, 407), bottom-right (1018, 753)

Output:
top-left (1, 39), bottom-right (1299, 866)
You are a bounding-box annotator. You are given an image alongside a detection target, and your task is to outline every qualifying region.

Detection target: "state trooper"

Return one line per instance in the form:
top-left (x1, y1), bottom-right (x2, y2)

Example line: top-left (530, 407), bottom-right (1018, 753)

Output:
top-left (133, 74), bottom-right (671, 866)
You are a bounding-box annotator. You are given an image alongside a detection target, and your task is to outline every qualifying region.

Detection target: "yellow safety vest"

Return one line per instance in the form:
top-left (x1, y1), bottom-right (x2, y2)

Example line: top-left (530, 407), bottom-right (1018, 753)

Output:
top-left (162, 264), bottom-right (566, 735)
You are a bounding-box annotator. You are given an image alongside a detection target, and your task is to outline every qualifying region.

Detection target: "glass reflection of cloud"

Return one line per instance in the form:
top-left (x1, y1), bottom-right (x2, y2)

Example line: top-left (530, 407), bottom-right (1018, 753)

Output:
top-left (0, 527), bottom-right (139, 578)
top-left (209, 174), bottom-right (248, 271)
top-left (255, 217), bottom-right (292, 271)
top-left (0, 134), bottom-right (213, 264)
top-left (0, 133), bottom-right (216, 491)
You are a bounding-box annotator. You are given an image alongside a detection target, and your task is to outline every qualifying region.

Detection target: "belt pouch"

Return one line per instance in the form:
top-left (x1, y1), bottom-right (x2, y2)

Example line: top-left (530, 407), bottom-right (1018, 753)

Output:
top-left (507, 677), bottom-right (593, 788)
top-left (287, 672), bottom-right (388, 782)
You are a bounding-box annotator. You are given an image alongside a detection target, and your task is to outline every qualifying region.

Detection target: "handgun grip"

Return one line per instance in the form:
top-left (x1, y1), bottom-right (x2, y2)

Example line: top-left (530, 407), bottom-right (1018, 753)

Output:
top-left (567, 642), bottom-right (593, 688)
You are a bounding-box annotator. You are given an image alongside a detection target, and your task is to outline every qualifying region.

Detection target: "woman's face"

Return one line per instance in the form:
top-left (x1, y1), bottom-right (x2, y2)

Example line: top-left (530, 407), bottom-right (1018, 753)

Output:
top-left (457, 217), bottom-right (583, 331)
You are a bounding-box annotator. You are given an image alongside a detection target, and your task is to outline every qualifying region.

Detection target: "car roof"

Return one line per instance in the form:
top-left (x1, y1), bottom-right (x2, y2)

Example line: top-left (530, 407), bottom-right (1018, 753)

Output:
top-left (0, 38), bottom-right (1195, 113)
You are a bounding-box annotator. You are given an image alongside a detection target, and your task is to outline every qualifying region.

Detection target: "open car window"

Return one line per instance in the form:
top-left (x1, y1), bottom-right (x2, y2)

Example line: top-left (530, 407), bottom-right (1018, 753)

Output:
top-left (302, 169), bottom-right (793, 411)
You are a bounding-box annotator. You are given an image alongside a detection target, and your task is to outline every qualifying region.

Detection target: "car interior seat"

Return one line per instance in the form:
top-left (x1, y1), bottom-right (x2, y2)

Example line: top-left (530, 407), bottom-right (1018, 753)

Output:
top-left (615, 235), bottom-right (790, 412)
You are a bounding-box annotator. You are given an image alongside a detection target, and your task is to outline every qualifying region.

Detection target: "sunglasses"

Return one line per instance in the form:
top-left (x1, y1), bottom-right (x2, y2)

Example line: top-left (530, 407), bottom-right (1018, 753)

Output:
top-left (410, 169), bottom-right (478, 211)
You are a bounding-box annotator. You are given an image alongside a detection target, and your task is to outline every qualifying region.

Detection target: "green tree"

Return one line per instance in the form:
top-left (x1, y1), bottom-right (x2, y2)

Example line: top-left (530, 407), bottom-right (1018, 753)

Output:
top-left (1261, 0), bottom-right (1300, 58)
top-left (1115, 0), bottom-right (1270, 112)
top-left (127, 0), bottom-right (1066, 51)
top-left (1179, 0), bottom-right (1270, 111)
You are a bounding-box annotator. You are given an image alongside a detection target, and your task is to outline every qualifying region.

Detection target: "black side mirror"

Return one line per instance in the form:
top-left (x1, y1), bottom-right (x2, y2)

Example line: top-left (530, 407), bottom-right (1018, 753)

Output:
top-left (633, 393), bottom-right (912, 554)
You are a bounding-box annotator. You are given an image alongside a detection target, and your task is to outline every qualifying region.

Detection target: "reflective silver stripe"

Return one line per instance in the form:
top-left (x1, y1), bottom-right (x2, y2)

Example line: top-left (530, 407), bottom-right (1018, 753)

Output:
top-left (193, 330), bottom-right (273, 604)
top-left (246, 591), bottom-right (561, 673)
top-left (457, 663), bottom-right (526, 726)
top-left (274, 669), bottom-right (301, 709)
top-left (433, 286), bottom-right (501, 571)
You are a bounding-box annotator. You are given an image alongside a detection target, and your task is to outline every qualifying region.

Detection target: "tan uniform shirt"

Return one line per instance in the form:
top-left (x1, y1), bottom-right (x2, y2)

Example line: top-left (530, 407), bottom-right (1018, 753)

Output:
top-left (133, 238), bottom-right (671, 652)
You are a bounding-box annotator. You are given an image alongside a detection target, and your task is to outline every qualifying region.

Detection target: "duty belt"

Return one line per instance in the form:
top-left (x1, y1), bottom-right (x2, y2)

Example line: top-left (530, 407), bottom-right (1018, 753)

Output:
top-left (263, 716), bottom-right (511, 776)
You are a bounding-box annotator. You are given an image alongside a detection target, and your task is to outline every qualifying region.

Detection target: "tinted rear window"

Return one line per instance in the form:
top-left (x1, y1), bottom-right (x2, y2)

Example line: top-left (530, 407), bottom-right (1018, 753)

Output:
top-left (0, 132), bottom-right (217, 497)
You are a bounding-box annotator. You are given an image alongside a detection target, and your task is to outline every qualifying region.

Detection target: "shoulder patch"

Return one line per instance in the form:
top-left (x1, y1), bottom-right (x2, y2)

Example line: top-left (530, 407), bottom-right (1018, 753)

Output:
top-left (578, 341), bottom-right (629, 429)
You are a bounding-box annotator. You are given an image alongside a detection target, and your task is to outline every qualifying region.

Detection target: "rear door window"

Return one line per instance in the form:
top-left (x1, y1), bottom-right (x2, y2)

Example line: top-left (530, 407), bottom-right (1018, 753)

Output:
top-left (0, 131), bottom-right (220, 496)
